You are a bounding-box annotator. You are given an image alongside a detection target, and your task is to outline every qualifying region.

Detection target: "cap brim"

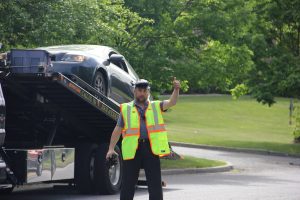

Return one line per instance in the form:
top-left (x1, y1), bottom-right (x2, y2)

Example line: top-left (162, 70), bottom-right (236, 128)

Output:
top-left (135, 84), bottom-right (150, 88)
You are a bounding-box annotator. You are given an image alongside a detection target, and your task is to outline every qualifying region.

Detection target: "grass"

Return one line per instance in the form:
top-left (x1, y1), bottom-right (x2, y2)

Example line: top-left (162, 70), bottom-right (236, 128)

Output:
top-left (160, 94), bottom-right (300, 155)
top-left (161, 155), bottom-right (226, 169)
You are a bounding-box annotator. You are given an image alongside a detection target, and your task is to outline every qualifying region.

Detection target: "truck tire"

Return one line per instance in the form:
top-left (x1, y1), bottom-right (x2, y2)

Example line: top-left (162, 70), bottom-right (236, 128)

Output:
top-left (75, 143), bottom-right (98, 194)
top-left (75, 143), bottom-right (123, 195)
top-left (93, 143), bottom-right (122, 194)
top-left (0, 186), bottom-right (14, 194)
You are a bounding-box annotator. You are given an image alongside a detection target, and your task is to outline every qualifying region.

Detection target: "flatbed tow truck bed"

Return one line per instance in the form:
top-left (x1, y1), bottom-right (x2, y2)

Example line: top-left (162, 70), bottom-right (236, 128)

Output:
top-left (3, 72), bottom-right (119, 135)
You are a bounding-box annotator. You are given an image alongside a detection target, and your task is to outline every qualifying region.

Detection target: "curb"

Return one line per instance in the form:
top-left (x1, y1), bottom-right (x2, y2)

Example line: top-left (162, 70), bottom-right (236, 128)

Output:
top-left (170, 141), bottom-right (300, 158)
top-left (139, 162), bottom-right (233, 177)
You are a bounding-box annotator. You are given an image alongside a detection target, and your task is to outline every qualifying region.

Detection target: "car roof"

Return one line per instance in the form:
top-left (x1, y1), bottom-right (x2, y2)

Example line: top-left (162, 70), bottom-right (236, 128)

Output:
top-left (36, 44), bottom-right (119, 58)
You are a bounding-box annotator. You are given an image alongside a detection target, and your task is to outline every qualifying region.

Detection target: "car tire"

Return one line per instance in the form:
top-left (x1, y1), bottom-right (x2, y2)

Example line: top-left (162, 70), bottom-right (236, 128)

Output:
top-left (93, 71), bottom-right (107, 96)
top-left (93, 143), bottom-right (122, 195)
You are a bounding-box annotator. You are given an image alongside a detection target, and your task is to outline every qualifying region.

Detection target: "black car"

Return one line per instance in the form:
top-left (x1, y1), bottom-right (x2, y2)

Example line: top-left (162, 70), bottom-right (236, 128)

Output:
top-left (36, 45), bottom-right (139, 104)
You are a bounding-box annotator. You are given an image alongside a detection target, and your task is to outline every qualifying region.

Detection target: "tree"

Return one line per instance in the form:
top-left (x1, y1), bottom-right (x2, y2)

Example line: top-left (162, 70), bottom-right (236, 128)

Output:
top-left (245, 0), bottom-right (300, 105)
top-left (0, 0), bottom-right (150, 50)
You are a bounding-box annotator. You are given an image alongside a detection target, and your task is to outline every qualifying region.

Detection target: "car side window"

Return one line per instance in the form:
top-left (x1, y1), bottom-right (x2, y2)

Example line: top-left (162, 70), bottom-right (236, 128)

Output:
top-left (116, 60), bottom-right (128, 73)
top-left (124, 59), bottom-right (139, 80)
top-left (109, 52), bottom-right (128, 73)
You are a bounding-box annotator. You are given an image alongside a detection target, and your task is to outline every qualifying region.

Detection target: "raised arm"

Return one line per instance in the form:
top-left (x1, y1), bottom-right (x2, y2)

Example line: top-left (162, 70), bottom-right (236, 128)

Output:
top-left (162, 77), bottom-right (181, 111)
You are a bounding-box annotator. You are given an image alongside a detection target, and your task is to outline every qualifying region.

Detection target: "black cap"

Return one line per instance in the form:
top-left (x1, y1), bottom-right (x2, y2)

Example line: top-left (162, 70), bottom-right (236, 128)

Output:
top-left (134, 79), bottom-right (150, 89)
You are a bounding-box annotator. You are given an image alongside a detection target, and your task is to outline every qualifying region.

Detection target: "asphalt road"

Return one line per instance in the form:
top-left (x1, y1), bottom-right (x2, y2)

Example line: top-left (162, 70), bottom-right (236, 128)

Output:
top-left (2, 146), bottom-right (300, 200)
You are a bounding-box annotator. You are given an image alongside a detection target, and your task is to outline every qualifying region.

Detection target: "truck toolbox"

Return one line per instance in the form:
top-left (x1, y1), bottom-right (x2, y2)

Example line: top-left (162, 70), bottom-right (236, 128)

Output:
top-left (9, 49), bottom-right (52, 73)
top-left (5, 148), bottom-right (74, 183)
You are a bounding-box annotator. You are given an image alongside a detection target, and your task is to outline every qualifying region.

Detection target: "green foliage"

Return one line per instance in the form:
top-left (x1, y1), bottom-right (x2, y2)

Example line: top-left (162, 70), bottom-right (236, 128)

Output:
top-left (0, 0), bottom-right (299, 104)
top-left (161, 155), bottom-right (226, 169)
top-left (180, 80), bottom-right (189, 93)
top-left (230, 84), bottom-right (249, 100)
top-left (195, 41), bottom-right (254, 93)
top-left (0, 0), bottom-right (151, 50)
top-left (246, 0), bottom-right (300, 105)
top-left (293, 100), bottom-right (300, 142)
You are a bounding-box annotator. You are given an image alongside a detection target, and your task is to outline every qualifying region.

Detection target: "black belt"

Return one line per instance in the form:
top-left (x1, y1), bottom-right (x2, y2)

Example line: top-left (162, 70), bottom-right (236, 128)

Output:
top-left (138, 138), bottom-right (149, 143)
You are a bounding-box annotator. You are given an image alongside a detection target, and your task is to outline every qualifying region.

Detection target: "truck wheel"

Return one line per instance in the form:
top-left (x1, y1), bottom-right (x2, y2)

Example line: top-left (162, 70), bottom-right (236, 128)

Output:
top-left (75, 143), bottom-right (123, 195)
top-left (75, 143), bottom-right (98, 194)
top-left (93, 143), bottom-right (122, 195)
top-left (0, 186), bottom-right (14, 194)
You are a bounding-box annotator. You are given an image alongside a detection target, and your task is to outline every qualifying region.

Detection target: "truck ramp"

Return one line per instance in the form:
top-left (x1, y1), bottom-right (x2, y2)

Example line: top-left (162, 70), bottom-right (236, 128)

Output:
top-left (0, 72), bottom-right (120, 148)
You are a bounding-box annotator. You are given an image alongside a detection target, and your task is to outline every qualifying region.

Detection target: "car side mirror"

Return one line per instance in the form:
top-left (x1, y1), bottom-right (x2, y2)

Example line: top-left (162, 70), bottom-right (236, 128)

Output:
top-left (108, 54), bottom-right (124, 63)
top-left (103, 54), bottom-right (125, 66)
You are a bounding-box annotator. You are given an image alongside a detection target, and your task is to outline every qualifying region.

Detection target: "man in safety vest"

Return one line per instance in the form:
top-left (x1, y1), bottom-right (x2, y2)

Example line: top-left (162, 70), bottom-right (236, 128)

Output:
top-left (106, 77), bottom-right (180, 200)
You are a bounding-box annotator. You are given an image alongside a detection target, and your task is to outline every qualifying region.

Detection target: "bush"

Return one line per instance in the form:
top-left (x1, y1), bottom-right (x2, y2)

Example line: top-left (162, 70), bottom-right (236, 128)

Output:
top-left (293, 100), bottom-right (300, 143)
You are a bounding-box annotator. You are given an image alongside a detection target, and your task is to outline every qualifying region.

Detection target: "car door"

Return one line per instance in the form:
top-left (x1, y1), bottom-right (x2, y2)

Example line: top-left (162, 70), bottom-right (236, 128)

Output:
top-left (109, 60), bottom-right (135, 104)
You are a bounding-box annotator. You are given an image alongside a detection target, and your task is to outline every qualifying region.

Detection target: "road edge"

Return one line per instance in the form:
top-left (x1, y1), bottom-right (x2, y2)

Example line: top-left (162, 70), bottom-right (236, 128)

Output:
top-left (170, 141), bottom-right (300, 158)
top-left (139, 161), bottom-right (233, 177)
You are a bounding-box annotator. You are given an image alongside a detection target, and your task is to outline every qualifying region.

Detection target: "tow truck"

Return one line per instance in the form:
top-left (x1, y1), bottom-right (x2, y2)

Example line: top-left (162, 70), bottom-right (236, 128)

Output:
top-left (0, 47), bottom-right (180, 195)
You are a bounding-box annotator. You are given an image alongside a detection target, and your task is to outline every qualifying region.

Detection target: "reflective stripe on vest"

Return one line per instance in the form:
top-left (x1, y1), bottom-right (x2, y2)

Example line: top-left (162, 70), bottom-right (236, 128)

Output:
top-left (120, 100), bottom-right (170, 160)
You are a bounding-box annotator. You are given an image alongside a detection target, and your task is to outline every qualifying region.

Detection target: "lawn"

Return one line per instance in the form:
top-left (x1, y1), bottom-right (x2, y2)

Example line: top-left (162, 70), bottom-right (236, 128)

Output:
top-left (160, 94), bottom-right (300, 155)
top-left (160, 155), bottom-right (226, 169)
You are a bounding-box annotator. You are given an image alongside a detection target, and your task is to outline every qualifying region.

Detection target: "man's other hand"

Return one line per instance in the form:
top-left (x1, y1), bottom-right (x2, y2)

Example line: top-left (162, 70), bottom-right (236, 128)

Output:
top-left (106, 148), bottom-right (118, 160)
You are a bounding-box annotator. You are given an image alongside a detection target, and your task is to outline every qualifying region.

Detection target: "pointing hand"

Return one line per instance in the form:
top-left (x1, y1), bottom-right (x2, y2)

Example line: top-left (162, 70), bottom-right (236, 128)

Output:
top-left (173, 77), bottom-right (181, 90)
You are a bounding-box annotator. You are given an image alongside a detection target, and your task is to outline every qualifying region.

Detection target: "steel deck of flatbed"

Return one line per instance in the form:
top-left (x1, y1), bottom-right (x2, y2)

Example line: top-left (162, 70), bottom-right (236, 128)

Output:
top-left (0, 72), bottom-right (120, 147)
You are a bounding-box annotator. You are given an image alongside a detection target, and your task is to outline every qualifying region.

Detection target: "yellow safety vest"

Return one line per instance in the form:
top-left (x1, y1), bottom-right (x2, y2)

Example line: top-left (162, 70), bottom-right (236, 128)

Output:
top-left (120, 100), bottom-right (170, 160)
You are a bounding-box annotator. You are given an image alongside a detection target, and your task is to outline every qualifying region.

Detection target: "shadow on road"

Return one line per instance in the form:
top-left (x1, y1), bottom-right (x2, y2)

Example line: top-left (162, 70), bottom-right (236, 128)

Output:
top-left (0, 184), bottom-right (180, 200)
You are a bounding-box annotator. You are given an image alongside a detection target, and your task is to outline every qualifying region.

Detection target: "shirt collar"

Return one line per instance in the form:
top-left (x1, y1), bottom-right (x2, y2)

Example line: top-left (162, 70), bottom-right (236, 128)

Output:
top-left (133, 99), bottom-right (149, 107)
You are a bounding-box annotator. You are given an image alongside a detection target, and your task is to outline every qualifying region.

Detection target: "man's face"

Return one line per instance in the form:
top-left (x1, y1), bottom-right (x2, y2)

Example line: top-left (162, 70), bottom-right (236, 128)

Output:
top-left (134, 87), bottom-right (149, 103)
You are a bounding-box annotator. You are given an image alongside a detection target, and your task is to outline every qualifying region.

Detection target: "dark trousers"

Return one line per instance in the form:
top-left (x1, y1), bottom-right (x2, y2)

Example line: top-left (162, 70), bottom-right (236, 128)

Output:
top-left (120, 139), bottom-right (163, 200)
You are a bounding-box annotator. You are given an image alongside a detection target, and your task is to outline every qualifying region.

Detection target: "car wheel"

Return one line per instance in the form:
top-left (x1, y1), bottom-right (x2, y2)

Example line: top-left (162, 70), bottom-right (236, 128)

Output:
top-left (93, 143), bottom-right (122, 194)
top-left (93, 72), bottom-right (107, 96)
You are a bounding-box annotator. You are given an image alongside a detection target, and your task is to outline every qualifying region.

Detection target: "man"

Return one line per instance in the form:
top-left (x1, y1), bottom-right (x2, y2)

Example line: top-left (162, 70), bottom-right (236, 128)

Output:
top-left (106, 77), bottom-right (180, 200)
